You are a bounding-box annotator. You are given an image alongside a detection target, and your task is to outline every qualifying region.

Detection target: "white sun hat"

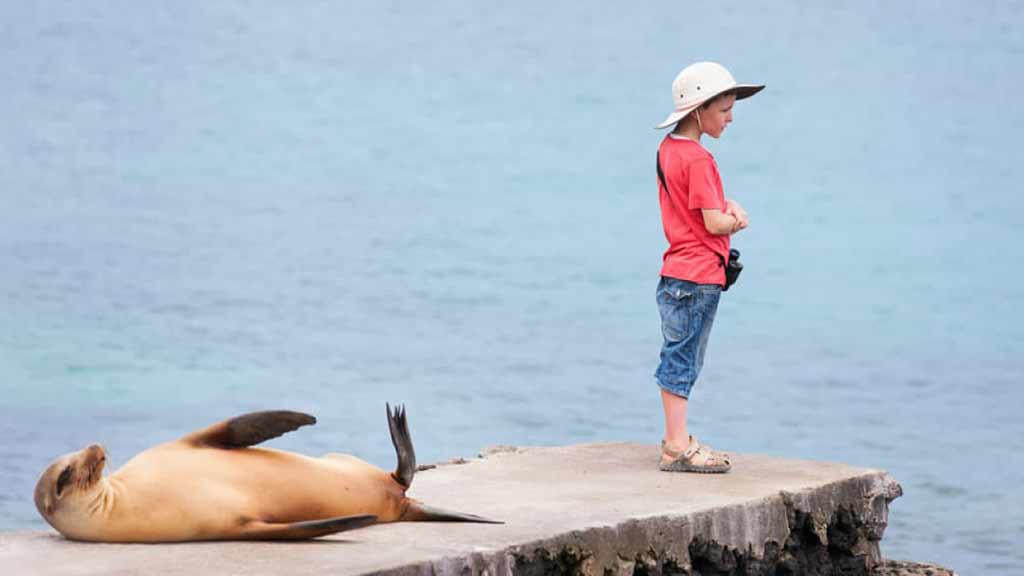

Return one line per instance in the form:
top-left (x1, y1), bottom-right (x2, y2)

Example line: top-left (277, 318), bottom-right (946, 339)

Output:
top-left (655, 61), bottom-right (764, 129)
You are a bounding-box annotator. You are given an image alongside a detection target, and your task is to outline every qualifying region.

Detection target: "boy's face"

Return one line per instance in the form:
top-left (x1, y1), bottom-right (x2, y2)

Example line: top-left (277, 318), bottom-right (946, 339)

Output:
top-left (699, 93), bottom-right (736, 139)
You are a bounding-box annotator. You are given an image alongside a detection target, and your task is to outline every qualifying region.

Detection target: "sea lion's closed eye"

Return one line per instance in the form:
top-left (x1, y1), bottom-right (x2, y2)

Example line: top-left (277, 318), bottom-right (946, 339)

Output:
top-left (55, 467), bottom-right (72, 497)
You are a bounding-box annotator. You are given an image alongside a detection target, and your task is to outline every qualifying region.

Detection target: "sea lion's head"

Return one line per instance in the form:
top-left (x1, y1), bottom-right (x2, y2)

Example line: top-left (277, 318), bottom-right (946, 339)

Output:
top-left (34, 444), bottom-right (108, 531)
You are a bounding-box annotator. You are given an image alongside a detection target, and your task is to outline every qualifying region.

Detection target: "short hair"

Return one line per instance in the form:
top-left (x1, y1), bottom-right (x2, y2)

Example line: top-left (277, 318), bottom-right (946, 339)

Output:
top-left (700, 89), bottom-right (738, 110)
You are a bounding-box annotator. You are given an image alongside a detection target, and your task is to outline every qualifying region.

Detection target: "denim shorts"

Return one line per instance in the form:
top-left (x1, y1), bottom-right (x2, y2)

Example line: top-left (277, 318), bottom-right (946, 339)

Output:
top-left (654, 276), bottom-right (721, 399)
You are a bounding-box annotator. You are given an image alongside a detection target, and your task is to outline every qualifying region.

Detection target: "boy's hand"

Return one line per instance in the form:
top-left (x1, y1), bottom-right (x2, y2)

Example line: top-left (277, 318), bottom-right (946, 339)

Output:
top-left (725, 199), bottom-right (749, 230)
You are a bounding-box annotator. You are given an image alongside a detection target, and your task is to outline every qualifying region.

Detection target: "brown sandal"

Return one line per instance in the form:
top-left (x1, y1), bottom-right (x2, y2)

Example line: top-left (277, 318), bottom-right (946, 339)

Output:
top-left (659, 436), bottom-right (731, 473)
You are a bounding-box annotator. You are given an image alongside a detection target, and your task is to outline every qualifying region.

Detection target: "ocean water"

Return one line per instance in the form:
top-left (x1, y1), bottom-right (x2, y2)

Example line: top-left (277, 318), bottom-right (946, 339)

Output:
top-left (1, 1), bottom-right (1022, 573)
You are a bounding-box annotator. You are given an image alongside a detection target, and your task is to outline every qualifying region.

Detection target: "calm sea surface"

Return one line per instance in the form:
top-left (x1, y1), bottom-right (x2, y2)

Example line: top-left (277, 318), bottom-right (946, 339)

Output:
top-left (2, 1), bottom-right (1022, 573)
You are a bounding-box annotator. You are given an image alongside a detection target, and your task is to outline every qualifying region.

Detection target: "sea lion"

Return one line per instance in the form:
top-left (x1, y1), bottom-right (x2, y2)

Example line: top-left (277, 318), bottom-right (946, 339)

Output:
top-left (34, 404), bottom-right (497, 542)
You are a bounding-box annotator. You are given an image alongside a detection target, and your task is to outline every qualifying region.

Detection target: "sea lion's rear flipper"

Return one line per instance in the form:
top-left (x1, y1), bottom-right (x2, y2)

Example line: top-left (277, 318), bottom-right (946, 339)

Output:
top-left (241, 514), bottom-right (377, 540)
top-left (403, 501), bottom-right (503, 524)
top-left (182, 411), bottom-right (317, 448)
top-left (384, 404), bottom-right (502, 524)
top-left (387, 403), bottom-right (416, 488)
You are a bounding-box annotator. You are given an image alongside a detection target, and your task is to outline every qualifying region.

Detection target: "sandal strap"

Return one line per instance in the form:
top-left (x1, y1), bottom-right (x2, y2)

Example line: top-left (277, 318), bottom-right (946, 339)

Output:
top-left (683, 436), bottom-right (703, 459)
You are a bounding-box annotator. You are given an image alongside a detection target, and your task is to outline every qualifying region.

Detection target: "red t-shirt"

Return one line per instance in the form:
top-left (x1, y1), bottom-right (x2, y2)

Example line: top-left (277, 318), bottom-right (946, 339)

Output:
top-left (657, 136), bottom-right (730, 286)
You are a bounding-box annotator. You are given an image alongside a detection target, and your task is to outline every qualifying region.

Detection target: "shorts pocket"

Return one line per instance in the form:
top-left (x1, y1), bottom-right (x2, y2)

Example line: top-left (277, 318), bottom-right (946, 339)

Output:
top-left (658, 285), bottom-right (694, 343)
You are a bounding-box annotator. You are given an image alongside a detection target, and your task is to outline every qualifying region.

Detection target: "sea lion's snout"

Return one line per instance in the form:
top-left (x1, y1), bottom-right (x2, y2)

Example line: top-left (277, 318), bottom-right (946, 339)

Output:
top-left (83, 444), bottom-right (107, 482)
top-left (86, 444), bottom-right (106, 461)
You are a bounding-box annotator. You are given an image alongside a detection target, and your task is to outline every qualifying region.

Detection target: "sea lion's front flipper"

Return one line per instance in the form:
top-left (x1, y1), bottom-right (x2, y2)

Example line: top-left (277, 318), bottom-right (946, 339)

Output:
top-left (182, 411), bottom-right (317, 448)
top-left (241, 514), bottom-right (377, 540)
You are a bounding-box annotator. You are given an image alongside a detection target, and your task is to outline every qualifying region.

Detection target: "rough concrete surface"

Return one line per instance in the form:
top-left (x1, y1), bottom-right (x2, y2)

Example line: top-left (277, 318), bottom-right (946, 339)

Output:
top-left (871, 560), bottom-right (958, 576)
top-left (1, 443), bottom-right (904, 576)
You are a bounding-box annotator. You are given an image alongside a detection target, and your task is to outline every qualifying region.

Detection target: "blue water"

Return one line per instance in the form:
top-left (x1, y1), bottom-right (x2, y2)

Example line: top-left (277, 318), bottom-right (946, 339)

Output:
top-left (2, 1), bottom-right (1022, 573)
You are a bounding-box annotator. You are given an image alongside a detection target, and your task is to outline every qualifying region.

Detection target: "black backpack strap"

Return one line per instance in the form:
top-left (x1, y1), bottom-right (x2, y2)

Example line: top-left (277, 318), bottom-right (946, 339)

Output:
top-left (656, 151), bottom-right (670, 200)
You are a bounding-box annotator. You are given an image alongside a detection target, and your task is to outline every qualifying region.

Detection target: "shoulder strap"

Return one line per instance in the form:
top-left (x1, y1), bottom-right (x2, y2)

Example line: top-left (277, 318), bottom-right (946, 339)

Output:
top-left (656, 151), bottom-right (670, 200)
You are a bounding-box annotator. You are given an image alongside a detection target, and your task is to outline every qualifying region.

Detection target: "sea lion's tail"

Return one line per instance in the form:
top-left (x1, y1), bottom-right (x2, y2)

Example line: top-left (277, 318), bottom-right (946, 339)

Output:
top-left (387, 403), bottom-right (417, 488)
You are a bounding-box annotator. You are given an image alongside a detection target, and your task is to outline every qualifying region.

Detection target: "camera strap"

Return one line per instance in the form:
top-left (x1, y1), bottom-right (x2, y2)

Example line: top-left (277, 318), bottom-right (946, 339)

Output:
top-left (656, 151), bottom-right (727, 271)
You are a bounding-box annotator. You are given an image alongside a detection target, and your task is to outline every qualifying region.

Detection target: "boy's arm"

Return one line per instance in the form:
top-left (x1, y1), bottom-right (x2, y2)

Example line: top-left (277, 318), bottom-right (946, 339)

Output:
top-left (702, 209), bottom-right (744, 236)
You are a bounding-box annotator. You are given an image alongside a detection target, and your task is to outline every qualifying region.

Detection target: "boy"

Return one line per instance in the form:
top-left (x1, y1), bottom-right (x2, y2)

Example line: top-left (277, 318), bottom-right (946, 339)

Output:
top-left (653, 62), bottom-right (764, 473)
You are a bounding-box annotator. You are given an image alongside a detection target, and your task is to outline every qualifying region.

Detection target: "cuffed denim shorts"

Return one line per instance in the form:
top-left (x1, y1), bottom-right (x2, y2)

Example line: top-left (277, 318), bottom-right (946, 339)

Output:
top-left (654, 276), bottom-right (721, 399)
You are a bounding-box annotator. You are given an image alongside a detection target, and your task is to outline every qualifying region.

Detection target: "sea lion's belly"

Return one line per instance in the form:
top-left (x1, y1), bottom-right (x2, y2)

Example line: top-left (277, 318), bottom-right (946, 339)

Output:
top-left (106, 445), bottom-right (405, 541)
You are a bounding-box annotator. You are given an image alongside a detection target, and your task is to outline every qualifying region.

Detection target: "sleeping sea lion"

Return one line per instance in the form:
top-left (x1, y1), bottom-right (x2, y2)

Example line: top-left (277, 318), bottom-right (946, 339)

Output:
top-left (34, 404), bottom-right (497, 542)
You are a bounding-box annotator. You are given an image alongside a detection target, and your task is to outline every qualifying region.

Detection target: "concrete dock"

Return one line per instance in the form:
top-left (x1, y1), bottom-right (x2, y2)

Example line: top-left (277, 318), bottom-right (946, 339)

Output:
top-left (1, 443), bottom-right (903, 575)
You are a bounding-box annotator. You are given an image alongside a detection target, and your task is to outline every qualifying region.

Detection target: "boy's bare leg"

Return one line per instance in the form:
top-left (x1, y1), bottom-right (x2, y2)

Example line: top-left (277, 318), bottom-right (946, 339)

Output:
top-left (661, 388), bottom-right (689, 451)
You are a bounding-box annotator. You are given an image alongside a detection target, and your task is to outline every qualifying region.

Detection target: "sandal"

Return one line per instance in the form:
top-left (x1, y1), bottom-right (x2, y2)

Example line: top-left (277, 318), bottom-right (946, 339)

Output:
top-left (660, 439), bottom-right (730, 460)
top-left (659, 436), bottom-right (731, 473)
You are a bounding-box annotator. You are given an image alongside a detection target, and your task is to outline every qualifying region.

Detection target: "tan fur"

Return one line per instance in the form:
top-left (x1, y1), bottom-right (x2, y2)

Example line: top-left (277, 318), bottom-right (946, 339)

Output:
top-left (35, 440), bottom-right (410, 542)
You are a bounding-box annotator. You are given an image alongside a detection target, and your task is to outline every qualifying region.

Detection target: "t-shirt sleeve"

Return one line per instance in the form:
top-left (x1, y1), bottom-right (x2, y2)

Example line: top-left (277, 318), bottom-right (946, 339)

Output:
top-left (686, 158), bottom-right (725, 211)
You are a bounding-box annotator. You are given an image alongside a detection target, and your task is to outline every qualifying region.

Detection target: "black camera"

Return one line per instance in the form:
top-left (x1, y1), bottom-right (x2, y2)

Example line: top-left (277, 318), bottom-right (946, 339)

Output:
top-left (723, 248), bottom-right (743, 291)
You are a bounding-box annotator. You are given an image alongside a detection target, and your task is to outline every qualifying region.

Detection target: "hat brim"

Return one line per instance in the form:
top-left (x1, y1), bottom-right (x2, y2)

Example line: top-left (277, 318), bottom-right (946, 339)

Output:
top-left (655, 103), bottom-right (701, 130)
top-left (731, 84), bottom-right (765, 100)
top-left (654, 83), bottom-right (765, 129)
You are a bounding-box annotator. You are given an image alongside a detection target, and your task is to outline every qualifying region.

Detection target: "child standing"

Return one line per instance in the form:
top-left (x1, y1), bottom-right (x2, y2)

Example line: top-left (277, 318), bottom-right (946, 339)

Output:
top-left (653, 62), bottom-right (763, 473)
